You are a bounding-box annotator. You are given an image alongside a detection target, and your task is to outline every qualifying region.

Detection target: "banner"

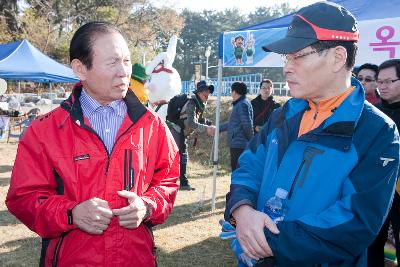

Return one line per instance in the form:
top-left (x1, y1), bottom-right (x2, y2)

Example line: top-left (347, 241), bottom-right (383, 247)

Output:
top-left (356, 17), bottom-right (400, 66)
top-left (223, 28), bottom-right (286, 67)
top-left (223, 17), bottom-right (400, 67)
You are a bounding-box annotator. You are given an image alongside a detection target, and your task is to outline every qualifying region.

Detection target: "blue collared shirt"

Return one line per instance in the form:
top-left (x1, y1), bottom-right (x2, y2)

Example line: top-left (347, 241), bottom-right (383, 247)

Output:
top-left (80, 89), bottom-right (127, 154)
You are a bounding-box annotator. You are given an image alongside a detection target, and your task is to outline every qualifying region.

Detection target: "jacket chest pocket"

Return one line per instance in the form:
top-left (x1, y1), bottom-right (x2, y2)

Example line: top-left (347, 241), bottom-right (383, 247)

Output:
top-left (116, 146), bottom-right (145, 192)
top-left (288, 146), bottom-right (324, 199)
top-left (123, 149), bottom-right (135, 191)
top-left (54, 154), bottom-right (106, 200)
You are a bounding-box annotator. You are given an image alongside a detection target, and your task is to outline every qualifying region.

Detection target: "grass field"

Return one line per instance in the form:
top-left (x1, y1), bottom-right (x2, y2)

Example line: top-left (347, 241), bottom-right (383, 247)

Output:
top-left (0, 97), bottom-right (239, 266)
top-left (0, 140), bottom-right (237, 266)
top-left (2, 95), bottom-right (397, 267)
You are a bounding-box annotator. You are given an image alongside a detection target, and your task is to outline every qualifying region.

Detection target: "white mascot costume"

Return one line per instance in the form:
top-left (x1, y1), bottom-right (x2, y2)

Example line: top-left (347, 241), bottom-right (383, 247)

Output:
top-left (146, 35), bottom-right (182, 120)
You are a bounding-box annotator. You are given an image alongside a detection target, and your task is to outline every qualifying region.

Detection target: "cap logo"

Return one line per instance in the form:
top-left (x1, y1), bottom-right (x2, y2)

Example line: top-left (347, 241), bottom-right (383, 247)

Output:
top-left (295, 14), bottom-right (359, 41)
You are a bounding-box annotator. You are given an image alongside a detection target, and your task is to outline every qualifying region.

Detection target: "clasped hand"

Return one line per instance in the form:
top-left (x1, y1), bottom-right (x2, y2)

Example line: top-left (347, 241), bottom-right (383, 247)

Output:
top-left (233, 205), bottom-right (280, 260)
top-left (72, 190), bottom-right (147, 235)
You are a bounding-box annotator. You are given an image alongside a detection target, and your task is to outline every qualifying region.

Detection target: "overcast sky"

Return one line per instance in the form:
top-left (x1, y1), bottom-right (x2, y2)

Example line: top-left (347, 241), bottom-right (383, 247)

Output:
top-left (151, 0), bottom-right (320, 13)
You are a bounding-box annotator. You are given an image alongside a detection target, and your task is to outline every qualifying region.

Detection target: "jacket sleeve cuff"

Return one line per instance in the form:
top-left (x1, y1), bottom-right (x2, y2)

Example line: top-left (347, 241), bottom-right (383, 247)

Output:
top-left (64, 202), bottom-right (79, 231)
top-left (224, 184), bottom-right (258, 221)
top-left (140, 197), bottom-right (154, 222)
top-left (265, 227), bottom-right (280, 255)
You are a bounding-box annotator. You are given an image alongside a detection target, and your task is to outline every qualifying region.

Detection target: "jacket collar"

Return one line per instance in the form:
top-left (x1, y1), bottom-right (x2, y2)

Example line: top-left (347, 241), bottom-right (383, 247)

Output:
top-left (61, 83), bottom-right (147, 126)
top-left (380, 99), bottom-right (400, 110)
top-left (194, 94), bottom-right (206, 111)
top-left (233, 95), bottom-right (246, 105)
top-left (80, 88), bottom-right (126, 118)
top-left (254, 94), bottom-right (273, 102)
top-left (279, 77), bottom-right (365, 151)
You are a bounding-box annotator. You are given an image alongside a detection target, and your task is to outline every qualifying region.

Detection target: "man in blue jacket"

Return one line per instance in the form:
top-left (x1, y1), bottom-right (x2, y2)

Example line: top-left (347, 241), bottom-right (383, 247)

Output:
top-left (220, 81), bottom-right (254, 171)
top-left (224, 2), bottom-right (400, 267)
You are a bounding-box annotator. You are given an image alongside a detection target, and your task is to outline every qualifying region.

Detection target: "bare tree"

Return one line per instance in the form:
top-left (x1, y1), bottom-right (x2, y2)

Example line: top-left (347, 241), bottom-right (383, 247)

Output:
top-left (0, 0), bottom-right (21, 38)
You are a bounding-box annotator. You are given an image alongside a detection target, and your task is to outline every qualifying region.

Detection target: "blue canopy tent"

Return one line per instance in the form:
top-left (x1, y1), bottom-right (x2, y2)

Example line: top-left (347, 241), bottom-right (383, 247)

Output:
top-left (0, 39), bottom-right (78, 83)
top-left (210, 0), bottom-right (400, 210)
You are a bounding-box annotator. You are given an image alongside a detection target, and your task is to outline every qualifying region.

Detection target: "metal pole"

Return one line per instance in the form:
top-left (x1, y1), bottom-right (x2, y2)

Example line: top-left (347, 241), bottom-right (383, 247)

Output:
top-left (206, 57), bottom-right (209, 82)
top-left (142, 52), bottom-right (146, 65)
top-left (211, 58), bottom-right (223, 211)
top-left (50, 83), bottom-right (53, 110)
top-left (205, 46), bottom-right (211, 82)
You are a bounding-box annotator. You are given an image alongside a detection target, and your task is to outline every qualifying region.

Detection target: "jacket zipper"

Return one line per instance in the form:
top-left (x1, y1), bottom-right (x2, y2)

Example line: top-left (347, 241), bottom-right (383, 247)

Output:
top-left (82, 123), bottom-right (135, 175)
top-left (313, 103), bottom-right (319, 120)
top-left (124, 149), bottom-right (135, 191)
top-left (288, 146), bottom-right (324, 199)
top-left (129, 150), bottom-right (134, 190)
top-left (82, 125), bottom-right (110, 173)
top-left (143, 224), bottom-right (156, 257)
top-left (124, 150), bottom-right (128, 190)
top-left (109, 124), bottom-right (135, 175)
top-left (288, 159), bottom-right (305, 199)
top-left (51, 232), bottom-right (67, 267)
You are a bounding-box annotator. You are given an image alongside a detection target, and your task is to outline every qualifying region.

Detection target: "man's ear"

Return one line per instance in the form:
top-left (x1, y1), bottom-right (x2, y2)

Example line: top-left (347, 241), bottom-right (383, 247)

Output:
top-left (332, 46), bottom-right (347, 73)
top-left (71, 59), bottom-right (87, 81)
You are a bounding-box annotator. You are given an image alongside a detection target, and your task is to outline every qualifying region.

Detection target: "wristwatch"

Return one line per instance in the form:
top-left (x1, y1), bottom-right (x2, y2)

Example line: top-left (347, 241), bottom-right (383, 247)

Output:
top-left (67, 209), bottom-right (74, 225)
top-left (143, 201), bottom-right (153, 222)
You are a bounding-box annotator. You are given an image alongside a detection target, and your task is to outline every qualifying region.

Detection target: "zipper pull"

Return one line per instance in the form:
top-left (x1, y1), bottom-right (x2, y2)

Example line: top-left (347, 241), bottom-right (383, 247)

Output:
top-left (124, 150), bottom-right (128, 191)
top-left (129, 150), bottom-right (134, 190)
top-left (313, 103), bottom-right (319, 120)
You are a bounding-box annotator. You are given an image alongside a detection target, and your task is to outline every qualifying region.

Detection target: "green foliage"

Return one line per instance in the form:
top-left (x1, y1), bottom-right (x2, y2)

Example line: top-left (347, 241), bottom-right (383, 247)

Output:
top-left (0, 0), bottom-right (21, 38)
top-left (94, 6), bottom-right (120, 22)
top-left (1, 0), bottom-right (184, 66)
top-left (0, 18), bottom-right (16, 43)
top-left (1, 1), bottom-right (295, 84)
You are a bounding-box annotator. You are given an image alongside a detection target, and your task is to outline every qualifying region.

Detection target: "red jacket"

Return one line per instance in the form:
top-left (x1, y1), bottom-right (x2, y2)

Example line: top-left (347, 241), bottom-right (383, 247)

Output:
top-left (6, 86), bottom-right (179, 267)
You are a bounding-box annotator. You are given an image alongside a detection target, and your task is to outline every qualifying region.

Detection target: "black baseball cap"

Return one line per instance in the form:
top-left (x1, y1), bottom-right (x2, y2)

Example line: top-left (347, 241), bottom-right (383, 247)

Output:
top-left (262, 1), bottom-right (359, 54)
top-left (195, 80), bottom-right (214, 94)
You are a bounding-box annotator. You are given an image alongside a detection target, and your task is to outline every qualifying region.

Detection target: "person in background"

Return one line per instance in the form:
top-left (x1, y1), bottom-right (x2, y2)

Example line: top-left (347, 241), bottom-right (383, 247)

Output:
top-left (224, 2), bottom-right (399, 266)
top-left (368, 59), bottom-right (400, 267)
top-left (16, 107), bottom-right (41, 140)
top-left (169, 80), bottom-right (215, 190)
top-left (6, 21), bottom-right (179, 267)
top-left (251, 79), bottom-right (281, 133)
top-left (220, 81), bottom-right (254, 171)
top-left (357, 63), bottom-right (381, 104)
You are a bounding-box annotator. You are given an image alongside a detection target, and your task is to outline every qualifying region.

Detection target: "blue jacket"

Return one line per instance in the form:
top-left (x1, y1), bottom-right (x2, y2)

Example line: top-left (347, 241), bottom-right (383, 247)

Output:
top-left (220, 95), bottom-right (254, 149)
top-left (225, 78), bottom-right (400, 267)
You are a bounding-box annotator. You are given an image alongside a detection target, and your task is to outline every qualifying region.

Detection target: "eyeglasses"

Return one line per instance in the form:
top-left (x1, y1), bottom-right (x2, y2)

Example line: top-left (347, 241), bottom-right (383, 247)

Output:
top-left (357, 77), bottom-right (375, 83)
top-left (377, 79), bottom-right (400, 86)
top-left (281, 49), bottom-right (327, 64)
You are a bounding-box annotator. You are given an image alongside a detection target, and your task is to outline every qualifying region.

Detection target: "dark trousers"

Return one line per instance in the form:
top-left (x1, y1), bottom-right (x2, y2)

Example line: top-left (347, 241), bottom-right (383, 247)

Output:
top-left (368, 192), bottom-right (400, 266)
top-left (230, 148), bottom-right (245, 171)
top-left (171, 127), bottom-right (189, 186)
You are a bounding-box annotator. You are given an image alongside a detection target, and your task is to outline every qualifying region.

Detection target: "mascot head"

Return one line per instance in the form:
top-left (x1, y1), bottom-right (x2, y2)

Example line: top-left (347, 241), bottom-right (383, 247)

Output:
top-left (146, 35), bottom-right (182, 106)
top-left (129, 63), bottom-right (150, 104)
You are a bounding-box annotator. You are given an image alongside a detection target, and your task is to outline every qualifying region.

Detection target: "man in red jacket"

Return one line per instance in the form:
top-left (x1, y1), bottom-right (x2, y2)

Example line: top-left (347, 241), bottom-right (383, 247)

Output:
top-left (6, 21), bottom-right (179, 267)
